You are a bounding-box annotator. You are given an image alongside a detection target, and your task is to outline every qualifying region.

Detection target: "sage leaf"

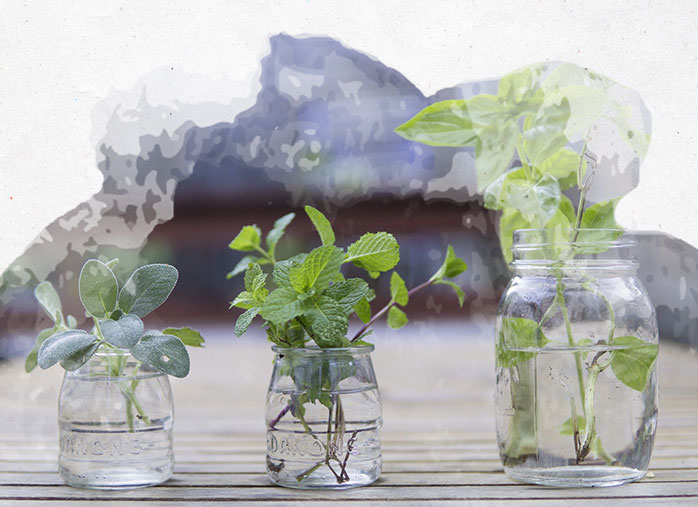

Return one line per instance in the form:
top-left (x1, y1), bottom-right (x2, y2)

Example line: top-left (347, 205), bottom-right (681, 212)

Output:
top-left (228, 225), bottom-right (262, 252)
top-left (162, 327), bottom-right (205, 347)
top-left (132, 334), bottom-right (190, 378)
top-left (37, 330), bottom-right (99, 370)
top-left (497, 317), bottom-right (548, 368)
top-left (387, 306), bottom-right (408, 329)
top-left (60, 341), bottom-right (100, 371)
top-left (235, 308), bottom-right (259, 337)
top-left (99, 314), bottom-right (144, 349)
top-left (610, 336), bottom-right (658, 392)
top-left (79, 259), bottom-right (118, 318)
top-left (345, 232), bottom-right (400, 273)
top-left (430, 245), bottom-right (468, 281)
top-left (266, 212), bottom-right (295, 257)
top-left (118, 264), bottom-right (178, 317)
top-left (304, 206), bottom-right (335, 246)
top-left (25, 326), bottom-right (61, 373)
top-left (301, 246), bottom-right (344, 292)
top-left (390, 272), bottom-right (409, 306)
top-left (34, 281), bottom-right (64, 325)
top-left (302, 296), bottom-right (348, 348)
top-left (394, 100), bottom-right (479, 147)
top-left (353, 297), bottom-right (372, 324)
top-left (325, 278), bottom-right (370, 313)
top-left (260, 287), bottom-right (309, 324)
top-left (435, 280), bottom-right (465, 307)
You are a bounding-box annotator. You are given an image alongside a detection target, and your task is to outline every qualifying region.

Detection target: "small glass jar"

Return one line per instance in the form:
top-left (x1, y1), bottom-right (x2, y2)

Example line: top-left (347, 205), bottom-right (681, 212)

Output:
top-left (265, 345), bottom-right (383, 489)
top-left (58, 350), bottom-right (174, 489)
top-left (495, 229), bottom-right (659, 487)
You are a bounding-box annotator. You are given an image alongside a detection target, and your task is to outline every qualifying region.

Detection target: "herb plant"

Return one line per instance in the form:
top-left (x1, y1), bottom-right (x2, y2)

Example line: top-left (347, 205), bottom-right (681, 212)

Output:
top-left (228, 206), bottom-right (467, 483)
top-left (395, 62), bottom-right (658, 465)
top-left (26, 259), bottom-right (204, 431)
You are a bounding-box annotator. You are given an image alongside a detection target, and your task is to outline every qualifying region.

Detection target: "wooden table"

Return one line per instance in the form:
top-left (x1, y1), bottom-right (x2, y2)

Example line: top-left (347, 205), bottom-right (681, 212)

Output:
top-left (1, 321), bottom-right (697, 505)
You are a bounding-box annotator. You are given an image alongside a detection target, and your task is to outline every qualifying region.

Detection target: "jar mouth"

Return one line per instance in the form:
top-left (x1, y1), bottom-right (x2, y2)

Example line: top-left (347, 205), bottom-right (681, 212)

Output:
top-left (512, 228), bottom-right (633, 249)
top-left (271, 344), bottom-right (375, 355)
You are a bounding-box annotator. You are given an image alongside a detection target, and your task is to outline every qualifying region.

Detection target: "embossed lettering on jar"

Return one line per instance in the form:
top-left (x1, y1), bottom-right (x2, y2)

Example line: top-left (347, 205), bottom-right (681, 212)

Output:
top-left (495, 230), bottom-right (658, 487)
top-left (266, 346), bottom-right (382, 489)
top-left (58, 351), bottom-right (174, 489)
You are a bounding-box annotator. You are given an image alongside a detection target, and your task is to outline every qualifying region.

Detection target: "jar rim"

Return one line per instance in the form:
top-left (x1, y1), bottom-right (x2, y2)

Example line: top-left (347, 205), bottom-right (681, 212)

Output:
top-left (512, 228), bottom-right (633, 247)
top-left (271, 344), bottom-right (375, 355)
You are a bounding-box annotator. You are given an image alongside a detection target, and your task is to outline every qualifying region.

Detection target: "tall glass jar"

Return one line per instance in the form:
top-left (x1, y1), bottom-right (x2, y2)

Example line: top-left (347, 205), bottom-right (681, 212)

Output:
top-left (265, 345), bottom-right (382, 489)
top-left (495, 229), bottom-right (658, 487)
top-left (58, 350), bottom-right (174, 489)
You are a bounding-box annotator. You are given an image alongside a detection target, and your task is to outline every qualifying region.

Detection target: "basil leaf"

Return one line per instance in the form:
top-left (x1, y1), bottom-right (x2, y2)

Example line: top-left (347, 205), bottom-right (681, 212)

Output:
top-left (394, 99), bottom-right (479, 147)
top-left (118, 264), bottom-right (178, 317)
top-left (497, 317), bottom-right (548, 368)
top-left (610, 336), bottom-right (658, 392)
top-left (78, 259), bottom-right (118, 318)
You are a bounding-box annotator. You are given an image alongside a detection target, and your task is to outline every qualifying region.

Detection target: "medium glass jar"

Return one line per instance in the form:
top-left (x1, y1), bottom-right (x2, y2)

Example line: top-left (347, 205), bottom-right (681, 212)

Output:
top-left (495, 229), bottom-right (658, 487)
top-left (265, 345), bottom-right (383, 489)
top-left (58, 350), bottom-right (174, 489)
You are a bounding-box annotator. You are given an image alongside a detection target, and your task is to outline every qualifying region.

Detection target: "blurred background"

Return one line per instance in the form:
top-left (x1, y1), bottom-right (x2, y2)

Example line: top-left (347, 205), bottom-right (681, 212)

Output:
top-left (1, 34), bottom-right (696, 358)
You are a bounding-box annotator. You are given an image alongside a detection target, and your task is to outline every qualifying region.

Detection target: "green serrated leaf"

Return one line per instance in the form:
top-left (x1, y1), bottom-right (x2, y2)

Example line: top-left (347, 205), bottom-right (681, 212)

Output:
top-left (235, 308), bottom-right (259, 337)
top-left (227, 255), bottom-right (263, 279)
top-left (304, 206), bottom-right (335, 246)
top-left (387, 306), bottom-right (408, 329)
top-left (266, 212), bottom-right (295, 257)
top-left (162, 327), bottom-right (205, 347)
top-left (325, 278), bottom-right (370, 313)
top-left (354, 297), bottom-right (372, 324)
top-left (99, 314), bottom-right (144, 349)
top-left (272, 253), bottom-right (307, 288)
top-left (244, 263), bottom-right (263, 291)
top-left (60, 341), bottom-right (101, 371)
top-left (79, 259), bottom-right (118, 318)
top-left (345, 232), bottom-right (400, 273)
top-left (435, 280), bottom-right (465, 307)
top-left (430, 245), bottom-right (468, 282)
top-left (260, 287), bottom-right (309, 324)
top-left (303, 295), bottom-right (348, 348)
top-left (610, 336), bottom-right (658, 392)
top-left (301, 246), bottom-right (344, 292)
top-left (228, 225), bottom-right (262, 252)
top-left (229, 291), bottom-right (256, 310)
top-left (25, 325), bottom-right (62, 373)
top-left (390, 272), bottom-right (409, 306)
top-left (118, 264), bottom-right (178, 318)
top-left (34, 281), bottom-right (64, 325)
top-left (37, 330), bottom-right (99, 370)
top-left (497, 317), bottom-right (549, 368)
top-left (394, 99), bottom-right (479, 147)
top-left (131, 334), bottom-right (190, 378)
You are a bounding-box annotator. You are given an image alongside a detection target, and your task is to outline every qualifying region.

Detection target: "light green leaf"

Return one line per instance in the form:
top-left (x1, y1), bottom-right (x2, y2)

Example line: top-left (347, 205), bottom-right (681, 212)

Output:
top-left (105, 258), bottom-right (119, 269)
top-left (99, 314), bottom-right (144, 349)
top-left (575, 198), bottom-right (623, 253)
top-left (131, 333), bottom-right (190, 378)
top-left (559, 415), bottom-right (586, 436)
top-left (610, 335), bottom-right (658, 392)
top-left (394, 100), bottom-right (479, 147)
top-left (345, 232), bottom-right (400, 273)
top-left (272, 253), bottom-right (307, 288)
top-left (243, 263), bottom-right (267, 299)
top-left (353, 297), bottom-right (372, 323)
top-left (497, 317), bottom-right (548, 368)
top-left (522, 97), bottom-right (570, 166)
top-left (498, 64), bottom-right (546, 106)
top-left (498, 208), bottom-right (532, 263)
top-left (301, 246), bottom-right (344, 292)
top-left (302, 295), bottom-right (349, 348)
top-left (390, 272), bottom-right (409, 306)
top-left (473, 121), bottom-right (519, 191)
top-left (288, 264), bottom-right (308, 293)
top-left (118, 264), bottom-right (178, 318)
top-left (558, 194), bottom-right (576, 223)
top-left (229, 291), bottom-right (257, 310)
top-left (235, 308), bottom-right (259, 337)
top-left (387, 306), bottom-right (408, 329)
top-left (260, 287), bottom-right (309, 324)
top-left (37, 330), bottom-right (99, 370)
top-left (266, 212), bottom-right (295, 257)
top-left (228, 225), bottom-right (262, 252)
top-left (25, 325), bottom-right (62, 373)
top-left (435, 280), bottom-right (465, 307)
top-left (324, 278), bottom-right (370, 313)
top-left (227, 255), bottom-right (265, 279)
top-left (78, 259), bottom-right (118, 318)
top-left (34, 281), bottom-right (64, 325)
top-left (304, 206), bottom-right (335, 246)
top-left (430, 245), bottom-right (468, 281)
top-left (162, 327), bottom-right (205, 347)
top-left (60, 341), bottom-right (100, 371)
top-left (535, 148), bottom-right (582, 190)
top-left (504, 173), bottom-right (561, 226)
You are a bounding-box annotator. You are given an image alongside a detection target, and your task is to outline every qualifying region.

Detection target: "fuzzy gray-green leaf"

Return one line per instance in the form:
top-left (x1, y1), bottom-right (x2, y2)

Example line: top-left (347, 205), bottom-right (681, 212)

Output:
top-left (60, 341), bottom-right (100, 371)
top-left (34, 281), bottom-right (64, 325)
top-left (25, 325), bottom-right (62, 373)
top-left (131, 334), bottom-right (190, 378)
top-left (37, 330), bottom-right (99, 370)
top-left (304, 206), bottom-right (335, 246)
top-left (99, 314), bottom-right (144, 349)
top-left (79, 259), bottom-right (118, 318)
top-left (345, 232), bottom-right (400, 273)
top-left (118, 264), bottom-right (178, 318)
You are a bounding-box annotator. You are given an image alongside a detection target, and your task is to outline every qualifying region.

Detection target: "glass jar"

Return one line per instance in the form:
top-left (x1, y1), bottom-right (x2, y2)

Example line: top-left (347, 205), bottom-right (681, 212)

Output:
top-left (58, 350), bottom-right (174, 489)
top-left (265, 345), bottom-right (382, 489)
top-left (495, 229), bottom-right (658, 487)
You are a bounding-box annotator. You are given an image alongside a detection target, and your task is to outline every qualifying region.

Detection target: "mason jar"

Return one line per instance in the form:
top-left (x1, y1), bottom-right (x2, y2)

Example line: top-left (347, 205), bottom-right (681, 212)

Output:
top-left (495, 229), bottom-right (658, 487)
top-left (265, 345), bottom-right (383, 489)
top-left (58, 350), bottom-right (174, 489)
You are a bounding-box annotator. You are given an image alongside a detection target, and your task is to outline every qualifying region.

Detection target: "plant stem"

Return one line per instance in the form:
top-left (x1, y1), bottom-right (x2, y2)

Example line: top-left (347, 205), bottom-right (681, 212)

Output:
top-left (555, 271), bottom-right (585, 406)
top-left (570, 142), bottom-right (588, 243)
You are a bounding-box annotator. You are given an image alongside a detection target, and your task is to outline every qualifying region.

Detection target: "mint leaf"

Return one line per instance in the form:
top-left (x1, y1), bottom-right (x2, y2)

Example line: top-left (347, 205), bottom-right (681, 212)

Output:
top-left (354, 297), bottom-right (372, 323)
top-left (325, 278), bottom-right (370, 313)
top-left (235, 308), bottom-right (259, 337)
top-left (228, 225), bottom-right (263, 252)
top-left (79, 259), bottom-right (118, 318)
top-left (345, 232), bottom-right (400, 273)
top-left (60, 341), bottom-right (101, 371)
top-left (162, 327), bottom-right (205, 347)
top-left (430, 245), bottom-right (468, 282)
top-left (301, 246), bottom-right (344, 292)
top-left (227, 255), bottom-right (266, 279)
top-left (387, 306), bottom-right (408, 329)
top-left (497, 317), bottom-right (548, 368)
top-left (304, 206), bottom-right (335, 246)
top-left (390, 272), bottom-right (409, 306)
top-left (435, 280), bottom-right (465, 307)
top-left (99, 314), bottom-right (144, 349)
top-left (118, 264), bottom-right (178, 318)
top-left (34, 281), bottom-right (64, 325)
top-left (272, 253), bottom-right (307, 288)
top-left (302, 296), bottom-right (348, 348)
top-left (229, 291), bottom-right (256, 310)
top-left (266, 212), bottom-right (295, 258)
top-left (260, 287), bottom-right (309, 324)
top-left (37, 330), bottom-right (99, 370)
top-left (610, 336), bottom-right (658, 392)
top-left (25, 326), bottom-right (62, 373)
top-left (394, 100), bottom-right (479, 147)
top-left (244, 263), bottom-right (267, 297)
top-left (132, 333), bottom-right (190, 378)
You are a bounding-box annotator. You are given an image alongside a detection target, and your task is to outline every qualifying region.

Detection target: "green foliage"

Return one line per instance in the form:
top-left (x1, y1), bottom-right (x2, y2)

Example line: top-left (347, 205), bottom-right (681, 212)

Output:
top-left (131, 333), bottom-right (190, 378)
top-left (302, 296), bottom-right (349, 348)
top-left (266, 212), bottom-right (296, 258)
top-left (345, 232), bottom-right (400, 273)
top-left (228, 225), bottom-right (263, 252)
top-left (390, 272), bottom-right (409, 306)
top-left (496, 317), bottom-right (549, 368)
top-left (37, 330), bottom-right (99, 370)
top-left (79, 259), bottom-right (118, 318)
top-left (34, 281), bottom-right (64, 325)
top-left (118, 264), bottom-right (178, 318)
top-left (394, 100), bottom-right (479, 147)
top-left (304, 206), bottom-right (335, 245)
top-left (610, 336), bottom-right (658, 392)
top-left (162, 327), bottom-right (206, 347)
top-left (387, 306), bottom-right (408, 329)
top-left (99, 314), bottom-right (144, 349)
